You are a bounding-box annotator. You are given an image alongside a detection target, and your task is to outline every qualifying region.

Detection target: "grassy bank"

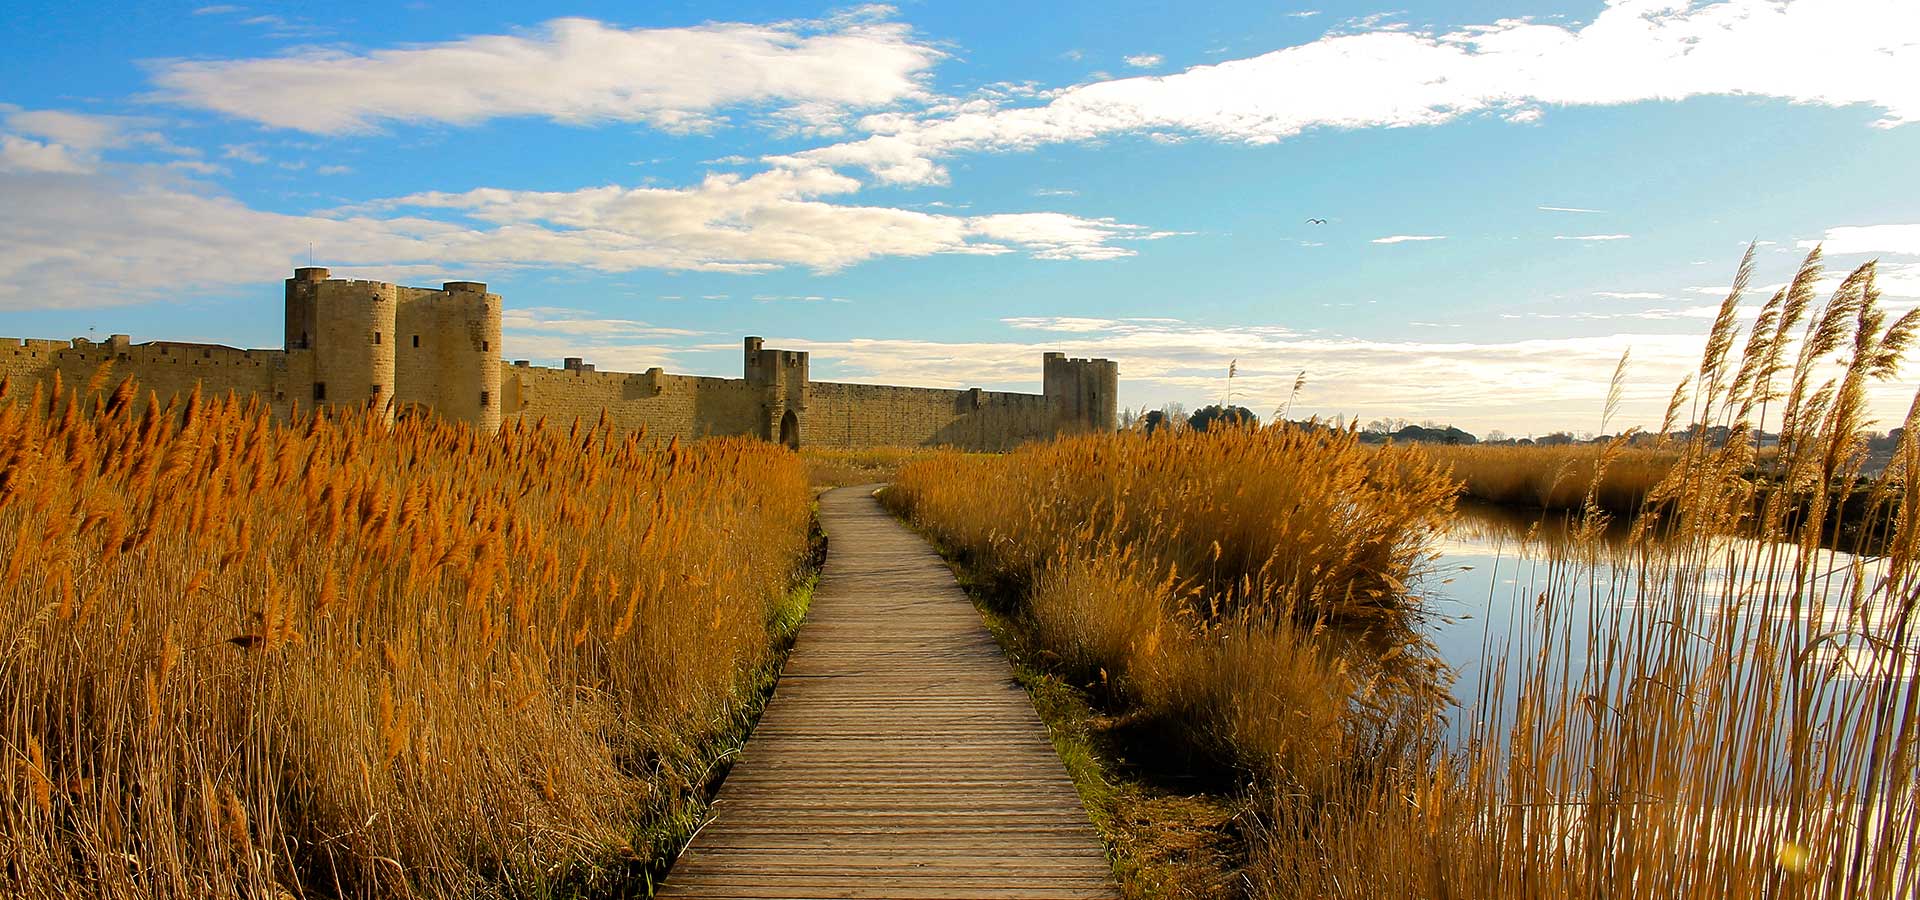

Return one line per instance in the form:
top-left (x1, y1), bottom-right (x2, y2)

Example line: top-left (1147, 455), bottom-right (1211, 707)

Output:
top-left (0, 375), bottom-right (816, 899)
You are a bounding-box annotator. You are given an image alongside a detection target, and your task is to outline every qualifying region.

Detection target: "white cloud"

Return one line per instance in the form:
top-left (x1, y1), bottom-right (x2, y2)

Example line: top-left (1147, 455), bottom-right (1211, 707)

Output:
top-left (503, 306), bottom-right (703, 340)
top-left (1372, 234), bottom-right (1445, 244)
top-left (377, 166), bottom-right (1162, 270)
top-left (193, 5), bottom-right (243, 14)
top-left (0, 135), bottom-right (93, 174)
top-left (222, 144), bottom-right (268, 164)
top-left (0, 109), bottom-right (196, 174)
top-left (966, 212), bottom-right (1163, 261)
top-left (1803, 223), bottom-right (1920, 256)
top-left (1554, 233), bottom-right (1631, 241)
top-left (151, 16), bottom-right (944, 134)
top-left (1123, 54), bottom-right (1164, 68)
top-left (0, 161), bottom-right (1161, 309)
top-left (1539, 205), bottom-right (1604, 213)
top-left (1593, 291), bottom-right (1666, 300)
top-left (790, 0), bottom-right (1920, 184)
top-left (1287, 11), bottom-right (1322, 18)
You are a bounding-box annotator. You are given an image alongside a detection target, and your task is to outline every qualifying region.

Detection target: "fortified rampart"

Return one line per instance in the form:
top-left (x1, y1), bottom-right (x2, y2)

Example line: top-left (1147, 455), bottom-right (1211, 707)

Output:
top-left (1, 268), bottom-right (1118, 449)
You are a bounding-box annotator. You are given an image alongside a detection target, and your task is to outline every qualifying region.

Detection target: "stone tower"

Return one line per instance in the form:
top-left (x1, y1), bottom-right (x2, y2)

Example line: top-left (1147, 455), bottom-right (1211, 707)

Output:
top-left (286, 267), bottom-right (397, 423)
top-left (284, 267), bottom-right (502, 430)
top-left (394, 281), bottom-right (503, 431)
top-left (1042, 352), bottom-right (1119, 433)
top-left (744, 336), bottom-right (809, 448)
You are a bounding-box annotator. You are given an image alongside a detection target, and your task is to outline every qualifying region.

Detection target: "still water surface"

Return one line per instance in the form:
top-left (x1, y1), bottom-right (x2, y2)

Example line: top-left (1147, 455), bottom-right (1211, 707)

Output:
top-left (1420, 501), bottom-right (1907, 714)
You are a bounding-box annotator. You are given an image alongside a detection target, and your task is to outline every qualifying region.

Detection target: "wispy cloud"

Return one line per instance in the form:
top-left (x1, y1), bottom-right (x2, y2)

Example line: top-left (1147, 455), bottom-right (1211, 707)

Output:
top-left (153, 14), bottom-right (944, 134)
top-left (1123, 54), bottom-right (1164, 68)
top-left (1372, 234), bottom-right (1445, 244)
top-left (0, 108), bottom-right (195, 174)
top-left (0, 164), bottom-right (1165, 309)
top-left (1538, 205), bottom-right (1604, 213)
top-left (791, 0), bottom-right (1920, 185)
top-left (1593, 291), bottom-right (1666, 300)
top-left (1802, 223), bottom-right (1920, 256)
top-left (1554, 233), bottom-right (1631, 241)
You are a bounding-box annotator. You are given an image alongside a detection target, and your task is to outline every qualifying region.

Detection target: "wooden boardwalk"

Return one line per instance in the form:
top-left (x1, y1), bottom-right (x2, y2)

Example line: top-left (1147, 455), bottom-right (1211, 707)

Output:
top-left (658, 485), bottom-right (1116, 899)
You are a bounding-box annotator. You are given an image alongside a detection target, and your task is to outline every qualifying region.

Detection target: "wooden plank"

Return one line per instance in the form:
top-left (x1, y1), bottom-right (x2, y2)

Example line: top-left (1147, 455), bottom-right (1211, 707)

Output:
top-left (658, 484), bottom-right (1116, 899)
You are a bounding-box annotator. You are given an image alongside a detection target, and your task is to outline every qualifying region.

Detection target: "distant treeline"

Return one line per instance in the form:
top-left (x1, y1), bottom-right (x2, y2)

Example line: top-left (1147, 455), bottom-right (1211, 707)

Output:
top-left (1121, 405), bottom-right (1907, 450)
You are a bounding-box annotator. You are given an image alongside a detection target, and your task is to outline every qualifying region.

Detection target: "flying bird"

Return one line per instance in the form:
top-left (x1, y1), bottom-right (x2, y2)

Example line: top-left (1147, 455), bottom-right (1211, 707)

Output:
top-left (1305, 218), bottom-right (1328, 225)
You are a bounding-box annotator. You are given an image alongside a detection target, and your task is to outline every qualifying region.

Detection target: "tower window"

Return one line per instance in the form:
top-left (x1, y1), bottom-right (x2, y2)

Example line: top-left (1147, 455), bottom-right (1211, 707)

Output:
top-left (412, 335), bottom-right (420, 348)
top-left (480, 391), bottom-right (490, 408)
top-left (482, 340), bottom-right (489, 351)
top-left (372, 384), bottom-right (382, 399)
top-left (374, 331), bottom-right (382, 345)
top-left (313, 382), bottom-right (327, 401)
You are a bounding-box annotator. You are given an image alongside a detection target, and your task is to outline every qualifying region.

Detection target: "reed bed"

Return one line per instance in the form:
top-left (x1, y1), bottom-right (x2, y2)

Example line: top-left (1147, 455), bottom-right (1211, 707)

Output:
top-left (893, 247), bottom-right (1920, 898)
top-left (883, 425), bottom-right (1458, 798)
top-left (1422, 443), bottom-right (1679, 514)
top-left (0, 375), bottom-right (813, 899)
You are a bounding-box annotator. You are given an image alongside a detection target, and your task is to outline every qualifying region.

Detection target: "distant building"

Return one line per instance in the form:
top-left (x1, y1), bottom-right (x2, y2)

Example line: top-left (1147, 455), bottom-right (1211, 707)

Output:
top-left (1, 267), bottom-right (1119, 449)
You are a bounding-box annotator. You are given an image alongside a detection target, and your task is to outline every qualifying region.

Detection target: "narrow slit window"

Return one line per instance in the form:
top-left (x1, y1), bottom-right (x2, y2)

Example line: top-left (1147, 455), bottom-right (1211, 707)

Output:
top-left (412, 335), bottom-right (420, 348)
top-left (374, 331), bottom-right (382, 345)
top-left (480, 390), bottom-right (490, 408)
top-left (313, 382), bottom-right (327, 401)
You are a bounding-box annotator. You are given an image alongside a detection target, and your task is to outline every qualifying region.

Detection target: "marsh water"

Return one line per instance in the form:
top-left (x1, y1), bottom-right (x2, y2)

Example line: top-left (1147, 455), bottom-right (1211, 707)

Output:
top-left (1420, 500), bottom-right (1907, 720)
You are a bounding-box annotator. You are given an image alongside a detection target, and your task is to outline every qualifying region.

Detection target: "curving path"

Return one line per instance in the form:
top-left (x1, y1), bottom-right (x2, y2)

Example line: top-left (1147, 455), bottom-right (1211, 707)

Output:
top-left (658, 484), bottom-right (1116, 900)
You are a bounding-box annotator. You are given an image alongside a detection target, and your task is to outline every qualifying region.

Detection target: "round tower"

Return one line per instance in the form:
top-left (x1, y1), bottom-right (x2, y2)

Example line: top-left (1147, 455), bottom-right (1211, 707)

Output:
top-left (284, 266), bottom-right (329, 350)
top-left (309, 278), bottom-right (398, 423)
top-left (436, 281), bottom-right (503, 432)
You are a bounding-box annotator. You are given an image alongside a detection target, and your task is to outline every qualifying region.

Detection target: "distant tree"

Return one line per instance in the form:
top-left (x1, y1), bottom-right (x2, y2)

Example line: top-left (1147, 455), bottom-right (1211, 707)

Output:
top-left (1486, 429), bottom-right (1509, 443)
top-left (1142, 409), bottom-right (1169, 435)
top-left (1189, 405), bottom-right (1258, 432)
top-left (1118, 407), bottom-right (1139, 430)
top-left (1391, 423), bottom-right (1478, 445)
top-left (1363, 417), bottom-right (1408, 435)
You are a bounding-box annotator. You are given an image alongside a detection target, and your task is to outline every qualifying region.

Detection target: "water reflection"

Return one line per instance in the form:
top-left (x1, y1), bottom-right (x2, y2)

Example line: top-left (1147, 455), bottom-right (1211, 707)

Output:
top-left (1421, 500), bottom-right (1914, 732)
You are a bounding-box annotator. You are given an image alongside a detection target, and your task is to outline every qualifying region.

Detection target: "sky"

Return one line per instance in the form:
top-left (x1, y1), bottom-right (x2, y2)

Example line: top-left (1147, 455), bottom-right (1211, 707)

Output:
top-left (3, 0), bottom-right (1919, 436)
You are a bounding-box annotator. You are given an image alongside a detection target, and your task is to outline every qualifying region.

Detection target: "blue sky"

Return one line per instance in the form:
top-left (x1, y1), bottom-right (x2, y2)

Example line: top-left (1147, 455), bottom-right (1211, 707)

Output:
top-left (3, 0), bottom-right (1918, 435)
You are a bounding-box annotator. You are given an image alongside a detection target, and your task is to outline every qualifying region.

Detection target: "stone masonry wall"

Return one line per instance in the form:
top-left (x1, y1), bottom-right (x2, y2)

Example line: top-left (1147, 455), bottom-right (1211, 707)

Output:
top-left (502, 365), bottom-right (1055, 450)
top-left (805, 381), bottom-right (1052, 450)
top-left (1, 337), bottom-right (290, 415)
top-left (501, 365), bottom-right (765, 440)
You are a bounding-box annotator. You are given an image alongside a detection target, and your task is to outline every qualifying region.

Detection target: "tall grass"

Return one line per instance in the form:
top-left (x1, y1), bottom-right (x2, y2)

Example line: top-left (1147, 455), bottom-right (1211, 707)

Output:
top-left (893, 246), bottom-right (1920, 898)
top-left (884, 426), bottom-right (1458, 797)
top-left (0, 376), bottom-right (813, 899)
top-left (1423, 443), bottom-right (1679, 514)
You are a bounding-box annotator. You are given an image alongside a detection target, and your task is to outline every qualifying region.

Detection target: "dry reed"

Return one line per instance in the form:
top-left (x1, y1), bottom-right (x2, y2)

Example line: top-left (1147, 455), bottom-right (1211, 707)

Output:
top-left (884, 425), bottom-right (1457, 793)
top-left (0, 380), bottom-right (812, 899)
top-left (897, 245), bottom-right (1920, 899)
